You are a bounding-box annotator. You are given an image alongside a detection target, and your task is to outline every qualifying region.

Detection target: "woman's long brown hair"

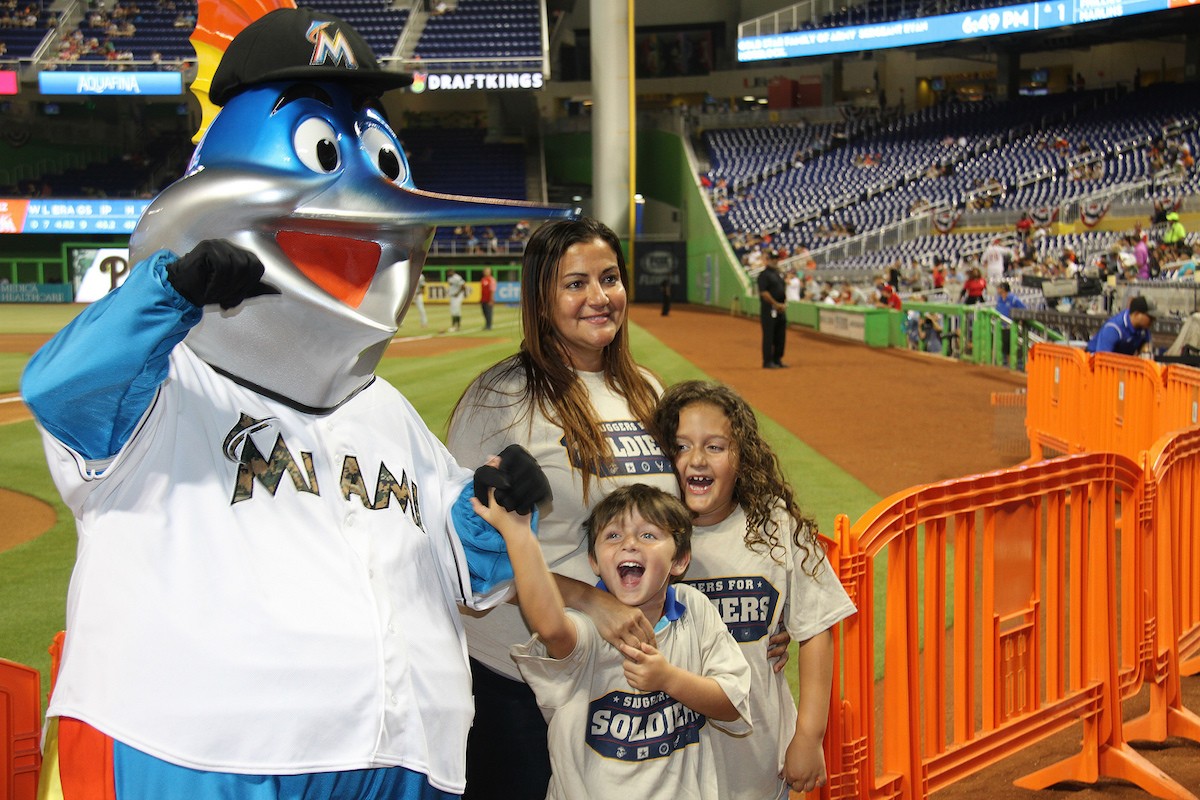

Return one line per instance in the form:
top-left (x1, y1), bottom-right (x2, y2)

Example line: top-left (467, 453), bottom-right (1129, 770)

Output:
top-left (451, 217), bottom-right (660, 501)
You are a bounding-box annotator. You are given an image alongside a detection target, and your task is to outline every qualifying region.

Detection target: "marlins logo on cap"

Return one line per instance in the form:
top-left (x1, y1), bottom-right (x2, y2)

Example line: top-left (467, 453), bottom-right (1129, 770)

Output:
top-left (209, 7), bottom-right (411, 107)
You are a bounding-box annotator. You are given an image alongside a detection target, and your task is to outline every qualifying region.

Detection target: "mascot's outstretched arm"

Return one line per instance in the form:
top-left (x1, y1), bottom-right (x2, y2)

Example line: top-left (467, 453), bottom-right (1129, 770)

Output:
top-left (21, 241), bottom-right (271, 462)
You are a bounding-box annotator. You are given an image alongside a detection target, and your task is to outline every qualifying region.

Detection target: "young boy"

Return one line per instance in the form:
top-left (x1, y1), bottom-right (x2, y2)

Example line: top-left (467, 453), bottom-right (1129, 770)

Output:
top-left (472, 483), bottom-right (752, 800)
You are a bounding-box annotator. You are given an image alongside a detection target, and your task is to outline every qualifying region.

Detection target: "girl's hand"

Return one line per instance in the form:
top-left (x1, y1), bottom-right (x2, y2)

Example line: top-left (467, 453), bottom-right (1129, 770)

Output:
top-left (781, 732), bottom-right (827, 794)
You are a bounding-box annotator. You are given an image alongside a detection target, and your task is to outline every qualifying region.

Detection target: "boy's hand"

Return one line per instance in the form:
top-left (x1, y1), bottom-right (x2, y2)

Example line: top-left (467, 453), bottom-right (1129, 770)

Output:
top-left (618, 641), bottom-right (672, 693)
top-left (782, 732), bottom-right (827, 794)
top-left (470, 489), bottom-right (531, 540)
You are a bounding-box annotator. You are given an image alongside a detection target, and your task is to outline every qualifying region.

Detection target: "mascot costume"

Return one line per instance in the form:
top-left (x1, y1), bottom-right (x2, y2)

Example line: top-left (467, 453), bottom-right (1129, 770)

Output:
top-left (21, 4), bottom-right (569, 799)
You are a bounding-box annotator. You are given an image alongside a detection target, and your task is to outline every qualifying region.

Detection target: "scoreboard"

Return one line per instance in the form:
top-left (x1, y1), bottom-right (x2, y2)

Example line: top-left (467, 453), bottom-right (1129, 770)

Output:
top-left (0, 199), bottom-right (150, 234)
top-left (738, 0), bottom-right (1177, 61)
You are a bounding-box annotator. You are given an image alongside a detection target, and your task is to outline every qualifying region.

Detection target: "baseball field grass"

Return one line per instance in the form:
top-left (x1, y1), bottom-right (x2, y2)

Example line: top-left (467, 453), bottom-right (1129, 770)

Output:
top-left (0, 300), bottom-right (882, 703)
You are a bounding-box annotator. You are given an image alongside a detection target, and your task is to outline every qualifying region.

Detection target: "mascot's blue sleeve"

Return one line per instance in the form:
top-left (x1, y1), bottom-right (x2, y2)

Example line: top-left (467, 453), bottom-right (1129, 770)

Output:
top-left (20, 251), bottom-right (201, 461)
top-left (450, 482), bottom-right (539, 596)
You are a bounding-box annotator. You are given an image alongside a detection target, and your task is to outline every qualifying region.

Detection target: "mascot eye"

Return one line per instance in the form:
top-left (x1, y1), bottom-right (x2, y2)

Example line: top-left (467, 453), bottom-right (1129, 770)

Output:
top-left (294, 117), bottom-right (341, 173)
top-left (362, 127), bottom-right (408, 184)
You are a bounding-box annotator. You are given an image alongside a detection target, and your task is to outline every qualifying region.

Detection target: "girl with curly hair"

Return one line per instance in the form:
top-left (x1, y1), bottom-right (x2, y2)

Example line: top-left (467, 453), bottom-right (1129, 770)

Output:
top-left (653, 380), bottom-right (856, 799)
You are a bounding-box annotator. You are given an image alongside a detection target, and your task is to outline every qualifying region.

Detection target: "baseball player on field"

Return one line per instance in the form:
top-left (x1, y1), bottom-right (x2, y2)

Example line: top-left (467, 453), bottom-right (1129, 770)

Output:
top-left (20, 8), bottom-right (567, 800)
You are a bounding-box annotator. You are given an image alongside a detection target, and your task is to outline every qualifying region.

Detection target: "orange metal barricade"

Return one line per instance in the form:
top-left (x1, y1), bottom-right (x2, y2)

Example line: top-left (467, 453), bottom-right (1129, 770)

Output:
top-left (830, 453), bottom-right (1197, 800)
top-left (1025, 343), bottom-right (1090, 458)
top-left (1089, 353), bottom-right (1166, 458)
top-left (1026, 346), bottom-right (1200, 461)
top-left (0, 659), bottom-right (40, 800)
top-left (1124, 427), bottom-right (1200, 747)
top-left (1161, 363), bottom-right (1200, 436)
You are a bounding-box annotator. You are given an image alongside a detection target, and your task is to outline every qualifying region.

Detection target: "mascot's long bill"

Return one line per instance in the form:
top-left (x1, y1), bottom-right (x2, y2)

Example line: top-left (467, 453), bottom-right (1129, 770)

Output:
top-left (20, 6), bottom-right (569, 799)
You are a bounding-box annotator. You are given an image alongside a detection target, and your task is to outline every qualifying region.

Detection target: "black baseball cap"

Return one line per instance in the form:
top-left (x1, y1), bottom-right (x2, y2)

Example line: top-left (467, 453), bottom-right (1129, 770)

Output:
top-left (209, 7), bottom-right (412, 107)
top-left (1129, 296), bottom-right (1157, 317)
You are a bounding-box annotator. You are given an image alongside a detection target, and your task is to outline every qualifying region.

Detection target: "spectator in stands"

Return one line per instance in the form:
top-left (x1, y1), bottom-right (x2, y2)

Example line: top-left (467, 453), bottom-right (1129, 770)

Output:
top-left (1016, 213), bottom-right (1033, 240)
top-left (746, 245), bottom-right (765, 271)
top-left (880, 283), bottom-right (901, 311)
top-left (510, 219), bottom-right (530, 244)
top-left (905, 308), bottom-right (922, 350)
top-left (483, 227), bottom-right (499, 254)
top-left (995, 281), bottom-right (1026, 367)
top-left (1164, 212), bottom-right (1187, 246)
top-left (840, 281), bottom-right (870, 306)
top-left (1134, 233), bottom-right (1151, 278)
top-left (960, 267), bottom-right (987, 305)
top-left (758, 248), bottom-right (788, 369)
top-left (1061, 247), bottom-right (1081, 277)
top-left (920, 311), bottom-right (944, 354)
top-left (784, 266), bottom-right (801, 304)
top-left (1170, 246), bottom-right (1196, 279)
top-left (1087, 295), bottom-right (1156, 356)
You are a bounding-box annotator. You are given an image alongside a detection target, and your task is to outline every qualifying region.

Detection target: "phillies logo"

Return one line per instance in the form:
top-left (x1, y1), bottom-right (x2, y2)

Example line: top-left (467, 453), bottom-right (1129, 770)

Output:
top-left (307, 21), bottom-right (359, 69)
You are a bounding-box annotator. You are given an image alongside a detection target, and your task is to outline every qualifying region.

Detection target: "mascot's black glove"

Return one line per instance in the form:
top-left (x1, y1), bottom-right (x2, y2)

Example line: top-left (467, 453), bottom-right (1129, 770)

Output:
top-left (167, 240), bottom-right (279, 310)
top-left (474, 444), bottom-right (552, 515)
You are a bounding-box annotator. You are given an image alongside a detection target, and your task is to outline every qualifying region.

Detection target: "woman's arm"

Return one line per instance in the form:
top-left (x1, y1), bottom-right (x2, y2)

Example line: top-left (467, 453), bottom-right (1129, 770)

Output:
top-left (555, 574), bottom-right (657, 649)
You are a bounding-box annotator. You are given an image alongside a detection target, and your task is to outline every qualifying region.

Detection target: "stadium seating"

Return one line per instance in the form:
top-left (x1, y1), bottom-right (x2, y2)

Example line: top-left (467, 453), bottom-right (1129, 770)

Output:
top-left (707, 83), bottom-right (1200, 274)
top-left (413, 0), bottom-right (543, 68)
top-left (401, 127), bottom-right (529, 252)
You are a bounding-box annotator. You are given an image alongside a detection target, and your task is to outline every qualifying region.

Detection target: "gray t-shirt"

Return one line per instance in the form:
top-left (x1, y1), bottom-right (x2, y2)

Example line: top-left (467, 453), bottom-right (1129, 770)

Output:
top-left (512, 584), bottom-right (752, 800)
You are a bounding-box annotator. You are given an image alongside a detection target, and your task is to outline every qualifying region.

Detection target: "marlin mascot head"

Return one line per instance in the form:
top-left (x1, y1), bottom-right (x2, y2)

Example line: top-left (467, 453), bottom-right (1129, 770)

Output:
top-left (131, 6), bottom-right (572, 410)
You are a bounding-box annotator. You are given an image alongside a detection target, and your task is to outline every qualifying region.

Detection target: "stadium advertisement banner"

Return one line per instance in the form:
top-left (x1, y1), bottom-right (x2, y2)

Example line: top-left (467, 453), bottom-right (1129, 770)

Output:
top-left (409, 71), bottom-right (545, 92)
top-left (820, 309), bottom-right (868, 343)
top-left (0, 199), bottom-right (150, 233)
top-left (738, 0), bottom-right (1170, 60)
top-left (424, 280), bottom-right (521, 304)
top-left (38, 71), bottom-right (184, 96)
top-left (0, 71), bottom-right (17, 96)
top-left (0, 282), bottom-right (72, 303)
top-left (72, 247), bottom-right (133, 303)
top-left (633, 242), bottom-right (686, 305)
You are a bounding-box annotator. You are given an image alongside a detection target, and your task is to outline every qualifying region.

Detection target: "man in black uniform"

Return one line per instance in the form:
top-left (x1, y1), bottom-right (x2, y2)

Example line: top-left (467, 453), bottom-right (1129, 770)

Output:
top-left (758, 248), bottom-right (788, 368)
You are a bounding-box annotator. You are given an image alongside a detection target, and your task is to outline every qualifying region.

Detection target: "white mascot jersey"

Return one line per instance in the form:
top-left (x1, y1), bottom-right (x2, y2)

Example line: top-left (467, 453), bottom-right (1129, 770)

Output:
top-left (41, 343), bottom-right (502, 792)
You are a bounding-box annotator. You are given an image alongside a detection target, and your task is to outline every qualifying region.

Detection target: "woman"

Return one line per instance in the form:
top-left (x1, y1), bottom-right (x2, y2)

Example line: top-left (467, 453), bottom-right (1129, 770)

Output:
top-left (960, 266), bottom-right (987, 305)
top-left (446, 217), bottom-right (680, 799)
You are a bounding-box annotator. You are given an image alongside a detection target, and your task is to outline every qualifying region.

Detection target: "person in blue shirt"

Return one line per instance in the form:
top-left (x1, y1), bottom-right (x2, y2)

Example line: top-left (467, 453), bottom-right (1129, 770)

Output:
top-left (995, 281), bottom-right (1027, 367)
top-left (1086, 295), bottom-right (1157, 356)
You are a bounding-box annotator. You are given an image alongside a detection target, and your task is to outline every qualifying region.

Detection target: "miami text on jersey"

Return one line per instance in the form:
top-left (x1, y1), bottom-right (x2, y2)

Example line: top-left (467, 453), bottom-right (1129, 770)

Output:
top-left (222, 412), bottom-right (424, 529)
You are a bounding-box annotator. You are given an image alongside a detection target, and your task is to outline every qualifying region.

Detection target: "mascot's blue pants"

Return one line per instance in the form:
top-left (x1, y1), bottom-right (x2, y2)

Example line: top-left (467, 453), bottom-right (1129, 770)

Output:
top-left (53, 718), bottom-right (458, 800)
